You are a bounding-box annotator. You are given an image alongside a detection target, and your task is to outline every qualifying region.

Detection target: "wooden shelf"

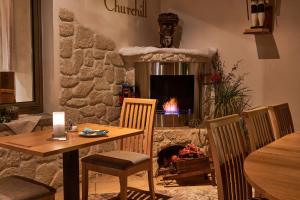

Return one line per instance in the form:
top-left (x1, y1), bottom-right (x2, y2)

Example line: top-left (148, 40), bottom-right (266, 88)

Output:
top-left (243, 28), bottom-right (271, 34)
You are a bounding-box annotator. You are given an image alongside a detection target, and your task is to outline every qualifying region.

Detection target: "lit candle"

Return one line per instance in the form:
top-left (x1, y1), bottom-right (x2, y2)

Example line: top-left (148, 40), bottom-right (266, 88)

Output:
top-left (53, 112), bottom-right (65, 138)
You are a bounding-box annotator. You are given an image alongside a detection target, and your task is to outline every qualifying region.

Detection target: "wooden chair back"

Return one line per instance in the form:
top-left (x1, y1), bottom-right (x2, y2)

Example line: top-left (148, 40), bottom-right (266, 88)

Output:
top-left (119, 98), bottom-right (157, 157)
top-left (268, 103), bottom-right (294, 139)
top-left (206, 114), bottom-right (251, 200)
top-left (243, 107), bottom-right (274, 152)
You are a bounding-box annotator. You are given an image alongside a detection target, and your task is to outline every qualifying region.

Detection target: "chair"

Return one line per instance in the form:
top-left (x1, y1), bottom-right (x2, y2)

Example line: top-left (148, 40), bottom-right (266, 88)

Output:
top-left (81, 98), bottom-right (157, 200)
top-left (268, 103), bottom-right (294, 139)
top-left (207, 114), bottom-right (267, 200)
top-left (243, 107), bottom-right (275, 152)
top-left (0, 175), bottom-right (56, 200)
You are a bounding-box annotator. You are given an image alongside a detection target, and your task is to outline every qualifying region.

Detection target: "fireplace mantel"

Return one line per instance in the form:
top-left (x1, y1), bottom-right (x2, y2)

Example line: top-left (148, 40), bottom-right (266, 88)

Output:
top-left (119, 46), bottom-right (217, 63)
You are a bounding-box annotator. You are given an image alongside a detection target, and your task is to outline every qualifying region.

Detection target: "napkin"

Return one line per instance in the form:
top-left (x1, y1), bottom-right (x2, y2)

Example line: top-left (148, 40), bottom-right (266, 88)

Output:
top-left (81, 128), bottom-right (108, 136)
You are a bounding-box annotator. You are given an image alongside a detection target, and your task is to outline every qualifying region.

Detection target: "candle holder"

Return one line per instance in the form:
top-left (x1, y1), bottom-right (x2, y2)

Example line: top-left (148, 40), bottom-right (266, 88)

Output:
top-left (51, 112), bottom-right (68, 141)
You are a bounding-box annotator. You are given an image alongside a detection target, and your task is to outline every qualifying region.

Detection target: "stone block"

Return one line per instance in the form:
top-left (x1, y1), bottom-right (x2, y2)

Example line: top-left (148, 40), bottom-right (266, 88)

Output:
top-left (93, 49), bottom-right (105, 59)
top-left (95, 104), bottom-right (106, 118)
top-left (6, 151), bottom-right (21, 167)
top-left (60, 76), bottom-right (79, 88)
top-left (94, 61), bottom-right (104, 77)
top-left (105, 67), bottom-right (114, 83)
top-left (94, 34), bottom-right (115, 50)
top-left (19, 159), bottom-right (38, 179)
top-left (73, 49), bottom-right (84, 72)
top-left (84, 49), bottom-right (94, 67)
top-left (66, 99), bottom-right (88, 108)
top-left (20, 153), bottom-right (34, 161)
top-left (50, 170), bottom-right (63, 189)
top-left (60, 59), bottom-right (79, 76)
top-left (60, 38), bottom-right (73, 58)
top-left (88, 91), bottom-right (102, 106)
top-left (79, 147), bottom-right (91, 158)
top-left (111, 84), bottom-right (121, 95)
top-left (75, 25), bottom-right (94, 48)
top-left (80, 106), bottom-right (95, 117)
top-left (60, 88), bottom-right (73, 105)
top-left (102, 92), bottom-right (113, 106)
top-left (104, 52), bottom-right (124, 66)
top-left (105, 107), bottom-right (120, 122)
top-left (73, 81), bottom-right (94, 98)
top-left (35, 163), bottom-right (59, 185)
top-left (64, 107), bottom-right (81, 123)
top-left (59, 22), bottom-right (74, 37)
top-left (114, 67), bottom-right (126, 84)
top-left (0, 148), bottom-right (8, 157)
top-left (79, 67), bottom-right (95, 81)
top-left (78, 116), bottom-right (99, 124)
top-left (0, 167), bottom-right (18, 177)
top-left (59, 8), bottom-right (74, 22)
top-left (94, 77), bottom-right (110, 91)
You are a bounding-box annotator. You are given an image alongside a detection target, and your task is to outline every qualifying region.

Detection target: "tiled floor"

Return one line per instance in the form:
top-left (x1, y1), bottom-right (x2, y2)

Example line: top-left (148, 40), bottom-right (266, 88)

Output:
top-left (55, 174), bottom-right (217, 199)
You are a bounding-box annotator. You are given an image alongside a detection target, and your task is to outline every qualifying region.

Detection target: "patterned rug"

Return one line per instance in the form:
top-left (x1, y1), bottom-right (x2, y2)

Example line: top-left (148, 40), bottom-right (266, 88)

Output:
top-left (88, 186), bottom-right (218, 200)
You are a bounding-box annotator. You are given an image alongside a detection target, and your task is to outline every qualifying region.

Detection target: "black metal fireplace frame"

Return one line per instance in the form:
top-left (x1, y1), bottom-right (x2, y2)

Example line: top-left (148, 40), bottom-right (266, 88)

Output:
top-left (135, 62), bottom-right (207, 127)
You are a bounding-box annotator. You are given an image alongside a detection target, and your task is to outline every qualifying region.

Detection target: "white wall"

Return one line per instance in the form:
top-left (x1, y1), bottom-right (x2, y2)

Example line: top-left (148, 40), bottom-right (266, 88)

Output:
top-left (161, 0), bottom-right (300, 129)
top-left (42, 0), bottom-right (161, 113)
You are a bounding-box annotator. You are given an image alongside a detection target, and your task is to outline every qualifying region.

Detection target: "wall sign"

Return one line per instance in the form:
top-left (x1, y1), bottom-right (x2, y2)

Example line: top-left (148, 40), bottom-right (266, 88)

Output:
top-left (104, 0), bottom-right (147, 18)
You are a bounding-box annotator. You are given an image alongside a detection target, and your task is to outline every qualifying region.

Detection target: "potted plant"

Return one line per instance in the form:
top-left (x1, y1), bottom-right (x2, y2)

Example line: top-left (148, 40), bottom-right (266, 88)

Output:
top-left (210, 55), bottom-right (250, 118)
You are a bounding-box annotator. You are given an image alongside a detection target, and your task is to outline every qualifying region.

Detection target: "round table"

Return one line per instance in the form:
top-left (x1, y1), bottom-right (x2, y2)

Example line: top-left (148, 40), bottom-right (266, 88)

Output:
top-left (244, 133), bottom-right (300, 200)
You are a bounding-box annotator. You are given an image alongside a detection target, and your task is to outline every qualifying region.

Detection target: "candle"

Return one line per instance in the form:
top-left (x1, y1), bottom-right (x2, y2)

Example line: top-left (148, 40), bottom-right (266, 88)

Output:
top-left (53, 112), bottom-right (65, 138)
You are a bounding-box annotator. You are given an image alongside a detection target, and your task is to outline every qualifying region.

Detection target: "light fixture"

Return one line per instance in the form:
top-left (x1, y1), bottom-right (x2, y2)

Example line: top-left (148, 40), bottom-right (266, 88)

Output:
top-left (52, 112), bottom-right (67, 140)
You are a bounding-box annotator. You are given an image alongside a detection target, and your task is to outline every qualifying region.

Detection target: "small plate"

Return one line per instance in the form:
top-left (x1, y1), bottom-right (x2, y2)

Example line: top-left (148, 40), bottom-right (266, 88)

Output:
top-left (79, 130), bottom-right (109, 137)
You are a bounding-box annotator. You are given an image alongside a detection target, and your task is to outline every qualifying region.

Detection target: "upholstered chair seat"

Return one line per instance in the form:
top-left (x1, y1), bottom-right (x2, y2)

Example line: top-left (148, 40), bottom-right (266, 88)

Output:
top-left (0, 175), bottom-right (56, 200)
top-left (81, 151), bottom-right (150, 170)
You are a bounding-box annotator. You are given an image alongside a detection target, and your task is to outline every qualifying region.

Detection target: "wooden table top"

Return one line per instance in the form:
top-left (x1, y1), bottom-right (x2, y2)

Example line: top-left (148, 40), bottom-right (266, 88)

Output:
top-left (244, 132), bottom-right (300, 200)
top-left (0, 123), bottom-right (143, 156)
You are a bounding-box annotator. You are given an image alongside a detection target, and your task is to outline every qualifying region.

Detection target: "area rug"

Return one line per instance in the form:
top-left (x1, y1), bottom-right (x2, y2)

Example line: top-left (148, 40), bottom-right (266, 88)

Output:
top-left (88, 186), bottom-right (218, 200)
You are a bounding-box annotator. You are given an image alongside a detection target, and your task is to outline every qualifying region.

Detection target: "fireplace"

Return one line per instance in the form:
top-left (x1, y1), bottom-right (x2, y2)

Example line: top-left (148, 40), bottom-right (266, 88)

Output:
top-left (135, 62), bottom-right (205, 127)
top-left (151, 75), bottom-right (194, 114)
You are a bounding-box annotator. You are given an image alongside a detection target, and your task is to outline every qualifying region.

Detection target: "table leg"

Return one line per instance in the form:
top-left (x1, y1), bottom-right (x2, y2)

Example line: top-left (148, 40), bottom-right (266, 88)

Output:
top-left (63, 150), bottom-right (80, 200)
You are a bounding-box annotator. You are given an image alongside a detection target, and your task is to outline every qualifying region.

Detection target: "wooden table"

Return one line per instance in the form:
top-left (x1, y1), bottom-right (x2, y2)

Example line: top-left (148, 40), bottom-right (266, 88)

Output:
top-left (244, 133), bottom-right (300, 200)
top-left (0, 123), bottom-right (143, 200)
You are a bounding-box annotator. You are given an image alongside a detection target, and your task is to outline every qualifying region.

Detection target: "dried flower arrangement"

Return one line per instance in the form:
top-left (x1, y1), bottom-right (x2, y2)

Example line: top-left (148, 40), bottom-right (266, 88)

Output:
top-left (210, 55), bottom-right (250, 118)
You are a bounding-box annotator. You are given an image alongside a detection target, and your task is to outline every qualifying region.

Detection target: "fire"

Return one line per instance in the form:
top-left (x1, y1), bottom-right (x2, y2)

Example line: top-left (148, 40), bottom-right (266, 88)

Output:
top-left (163, 98), bottom-right (179, 115)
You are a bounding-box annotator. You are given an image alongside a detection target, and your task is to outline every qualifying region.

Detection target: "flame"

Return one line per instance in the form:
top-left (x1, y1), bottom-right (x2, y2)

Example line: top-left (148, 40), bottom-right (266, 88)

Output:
top-left (163, 98), bottom-right (179, 115)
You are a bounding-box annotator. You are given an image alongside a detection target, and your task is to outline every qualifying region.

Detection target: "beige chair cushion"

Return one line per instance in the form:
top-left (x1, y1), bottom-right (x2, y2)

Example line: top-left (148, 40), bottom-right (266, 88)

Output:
top-left (0, 175), bottom-right (56, 200)
top-left (82, 151), bottom-right (150, 170)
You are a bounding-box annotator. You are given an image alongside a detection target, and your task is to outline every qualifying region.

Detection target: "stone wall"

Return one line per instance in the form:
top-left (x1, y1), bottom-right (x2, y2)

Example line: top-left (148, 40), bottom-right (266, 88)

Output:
top-left (0, 8), bottom-right (210, 189)
top-left (59, 8), bottom-right (134, 125)
top-left (0, 8), bottom-right (131, 189)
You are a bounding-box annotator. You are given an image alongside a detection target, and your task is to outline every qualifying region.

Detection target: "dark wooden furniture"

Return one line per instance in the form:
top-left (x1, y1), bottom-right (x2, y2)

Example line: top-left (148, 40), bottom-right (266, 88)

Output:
top-left (268, 103), bottom-right (294, 139)
top-left (244, 133), bottom-right (300, 200)
top-left (0, 123), bottom-right (143, 200)
top-left (161, 156), bottom-right (212, 183)
top-left (243, 107), bottom-right (275, 152)
top-left (0, 175), bottom-right (55, 200)
top-left (81, 98), bottom-right (157, 200)
top-left (0, 72), bottom-right (15, 104)
top-left (206, 114), bottom-right (253, 200)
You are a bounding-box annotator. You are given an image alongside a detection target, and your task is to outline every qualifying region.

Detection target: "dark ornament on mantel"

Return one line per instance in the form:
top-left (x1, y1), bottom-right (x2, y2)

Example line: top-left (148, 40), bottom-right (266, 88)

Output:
top-left (158, 13), bottom-right (179, 48)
